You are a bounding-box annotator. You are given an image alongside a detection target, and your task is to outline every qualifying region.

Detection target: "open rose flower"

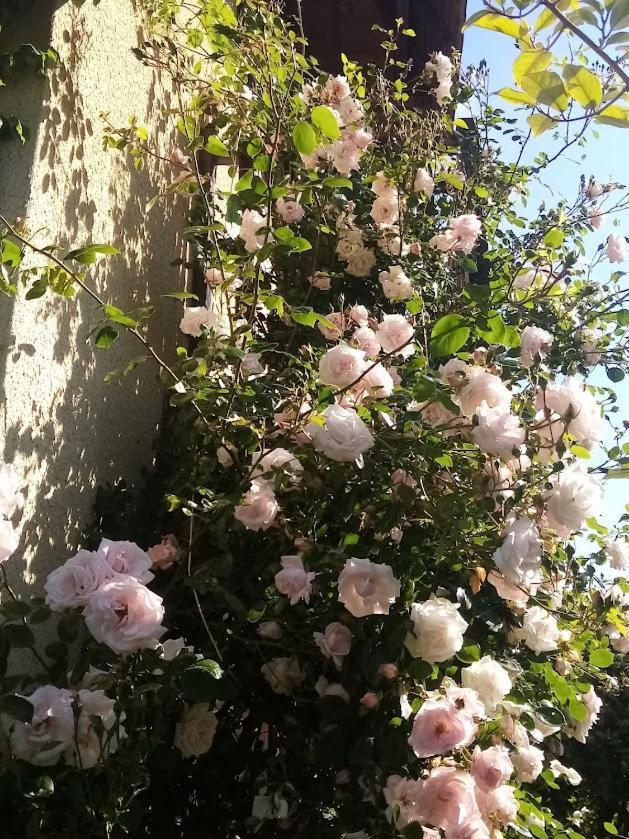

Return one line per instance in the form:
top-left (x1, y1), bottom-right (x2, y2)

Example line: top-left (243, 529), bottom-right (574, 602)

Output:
top-left (406, 597), bottom-right (467, 662)
top-left (544, 462), bottom-right (602, 538)
top-left (10, 685), bottom-right (74, 766)
top-left (174, 704), bottom-right (218, 758)
top-left (493, 517), bottom-right (542, 590)
top-left (378, 266), bottom-right (414, 300)
top-left (83, 576), bottom-right (165, 653)
top-left (337, 557), bottom-right (400, 618)
top-left (471, 746), bottom-right (513, 791)
top-left (275, 555), bottom-right (315, 605)
top-left (275, 196), bottom-right (304, 224)
top-left (314, 621), bottom-right (352, 668)
top-left (306, 404), bottom-right (374, 463)
top-left (414, 766), bottom-right (480, 832)
top-left (319, 344), bottom-right (367, 389)
top-left (45, 549), bottom-right (115, 610)
top-left (384, 774), bottom-right (423, 829)
top-left (234, 480), bottom-right (279, 531)
top-left (409, 696), bottom-right (479, 758)
top-left (96, 539), bottom-right (154, 584)
top-left (520, 325), bottom-right (553, 367)
top-left (377, 314), bottom-right (415, 356)
top-left (471, 404), bottom-right (525, 457)
top-left (251, 448), bottom-right (303, 484)
top-left (511, 745), bottom-right (544, 782)
top-left (261, 656), bottom-right (305, 695)
top-left (461, 656), bottom-right (512, 715)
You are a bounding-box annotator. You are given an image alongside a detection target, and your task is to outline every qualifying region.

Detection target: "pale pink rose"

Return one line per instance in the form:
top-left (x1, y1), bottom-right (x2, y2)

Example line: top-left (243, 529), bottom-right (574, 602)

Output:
top-left (306, 404), bottom-right (374, 463)
top-left (0, 463), bottom-right (24, 517)
top-left (337, 557), bottom-right (400, 618)
top-left (261, 656), bottom-right (304, 695)
top-left (319, 344), bottom-right (367, 388)
top-left (379, 662), bottom-right (399, 679)
top-left (415, 766), bottom-right (480, 832)
top-left (588, 206), bottom-right (604, 229)
top-left (384, 774), bottom-right (422, 829)
top-left (275, 555), bottom-right (315, 605)
top-left (352, 326), bottom-right (380, 357)
top-left (275, 196), bottom-right (304, 224)
top-left (371, 171), bottom-right (392, 196)
top-left (566, 686), bottom-right (602, 743)
top-left (388, 365), bottom-right (402, 386)
top-left (478, 784), bottom-right (518, 825)
top-left (10, 685), bottom-right (74, 766)
top-left (310, 271), bottom-right (332, 290)
top-left (67, 689), bottom-right (121, 768)
top-left (318, 311), bottom-right (346, 340)
top-left (406, 597), bottom-right (467, 662)
top-left (545, 462), bottom-right (602, 538)
top-left (83, 577), bottom-right (165, 653)
top-left (148, 535), bottom-right (181, 570)
top-left (234, 480), bottom-right (279, 531)
top-left (96, 539), bottom-right (154, 584)
top-left (336, 229), bottom-right (364, 261)
top-left (408, 698), bottom-right (479, 757)
top-left (0, 519), bottom-right (19, 563)
top-left (471, 404), bottom-right (525, 457)
top-left (461, 656), bottom-right (512, 715)
top-left (511, 745), bottom-right (544, 782)
top-left (391, 469), bottom-right (417, 488)
top-left (606, 233), bottom-right (627, 263)
top-left (251, 447), bottom-right (303, 483)
top-left (258, 620), bottom-right (283, 640)
top-left (358, 363), bottom-right (394, 398)
top-left (179, 306), bottom-right (230, 338)
top-left (346, 247), bottom-right (376, 277)
top-left (314, 621), bottom-right (352, 668)
top-left (520, 325), bottom-right (554, 368)
top-left (449, 214), bottom-right (482, 254)
top-left (606, 538), bottom-right (629, 571)
top-left (443, 684), bottom-right (487, 719)
top-left (349, 304), bottom-right (369, 327)
top-left (45, 549), bottom-right (114, 610)
top-left (377, 314), bottom-right (415, 356)
top-left (439, 358), bottom-right (474, 385)
top-left (371, 194), bottom-right (400, 228)
top-left (516, 605), bottom-right (559, 654)
top-left (301, 147), bottom-right (326, 169)
top-left (315, 675), bottom-right (350, 702)
top-left (379, 265), bottom-right (414, 300)
top-left (471, 746), bottom-right (513, 791)
top-left (493, 517), bottom-right (542, 590)
top-left (414, 399), bottom-right (459, 431)
top-left (346, 126), bottom-right (372, 149)
top-left (535, 377), bottom-right (602, 452)
top-left (458, 372), bottom-right (511, 417)
top-left (324, 74), bottom-right (351, 101)
top-left (360, 691), bottom-right (380, 709)
top-left (414, 168), bottom-right (435, 197)
top-left (337, 96), bottom-right (364, 124)
top-left (328, 139), bottom-right (361, 175)
top-left (239, 208), bottom-right (266, 252)
top-left (174, 703), bottom-right (218, 758)
top-left (430, 230), bottom-right (457, 253)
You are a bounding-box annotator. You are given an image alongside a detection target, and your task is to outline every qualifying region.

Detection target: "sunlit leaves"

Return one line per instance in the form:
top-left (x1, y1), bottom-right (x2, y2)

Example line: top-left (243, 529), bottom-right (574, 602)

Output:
top-left (464, 10), bottom-right (530, 40)
top-left (292, 121), bottom-right (317, 155)
top-left (310, 105), bottom-right (340, 140)
top-left (430, 314), bottom-right (470, 356)
top-left (563, 65), bottom-right (603, 108)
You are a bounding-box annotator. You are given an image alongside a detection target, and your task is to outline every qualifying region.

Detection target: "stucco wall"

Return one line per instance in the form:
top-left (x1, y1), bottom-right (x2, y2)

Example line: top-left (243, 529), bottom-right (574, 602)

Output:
top-left (0, 0), bottom-right (187, 595)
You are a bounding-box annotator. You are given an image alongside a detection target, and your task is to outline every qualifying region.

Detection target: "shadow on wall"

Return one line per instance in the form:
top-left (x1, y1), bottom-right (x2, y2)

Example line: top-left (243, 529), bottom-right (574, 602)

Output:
top-left (0, 0), bottom-right (187, 596)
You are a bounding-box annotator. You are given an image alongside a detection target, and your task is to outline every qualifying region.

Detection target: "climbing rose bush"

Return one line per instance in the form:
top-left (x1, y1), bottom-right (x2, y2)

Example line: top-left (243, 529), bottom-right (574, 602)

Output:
top-left (3, 0), bottom-right (629, 837)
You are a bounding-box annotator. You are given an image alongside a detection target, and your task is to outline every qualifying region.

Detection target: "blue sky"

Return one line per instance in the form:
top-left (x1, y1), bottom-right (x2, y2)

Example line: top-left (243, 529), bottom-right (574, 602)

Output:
top-left (462, 3), bottom-right (628, 539)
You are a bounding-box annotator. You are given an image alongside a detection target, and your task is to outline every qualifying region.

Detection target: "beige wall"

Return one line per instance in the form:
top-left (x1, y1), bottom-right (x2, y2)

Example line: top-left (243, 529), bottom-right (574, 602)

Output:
top-left (0, 0), bottom-right (187, 594)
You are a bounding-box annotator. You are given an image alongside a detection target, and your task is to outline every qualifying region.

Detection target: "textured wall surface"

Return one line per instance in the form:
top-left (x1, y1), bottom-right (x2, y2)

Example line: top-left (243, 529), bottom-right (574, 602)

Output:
top-left (0, 0), bottom-right (187, 595)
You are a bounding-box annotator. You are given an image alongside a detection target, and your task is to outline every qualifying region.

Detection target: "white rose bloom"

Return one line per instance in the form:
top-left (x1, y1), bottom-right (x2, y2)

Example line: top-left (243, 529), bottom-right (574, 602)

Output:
top-left (535, 377), bottom-right (602, 452)
top-left (606, 233), bottom-right (627, 263)
top-left (378, 266), bottom-right (414, 300)
top-left (352, 326), bottom-right (381, 357)
top-left (314, 621), bottom-right (352, 668)
top-left (234, 480), bottom-right (280, 531)
top-left (457, 372), bottom-right (511, 417)
top-left (413, 168), bottom-right (435, 197)
top-left (461, 656), bottom-right (512, 714)
top-left (520, 325), bottom-right (554, 368)
top-left (337, 557), bottom-right (400, 618)
top-left (174, 704), bottom-right (218, 758)
top-left (10, 685), bottom-right (75, 766)
top-left (179, 306), bottom-right (230, 338)
top-left (261, 656), bottom-right (305, 695)
top-left (471, 403), bottom-right (525, 457)
top-left (376, 314), bottom-right (415, 357)
top-left (550, 759), bottom-right (582, 785)
top-left (606, 538), bottom-right (629, 571)
top-left (0, 519), bottom-right (19, 563)
top-left (306, 404), bottom-right (374, 463)
top-left (511, 745), bottom-right (544, 782)
top-left (251, 448), bottom-right (303, 484)
top-left (336, 229), bottom-right (364, 261)
top-left (405, 597), bottom-right (468, 662)
top-left (358, 363), bottom-right (395, 399)
top-left (518, 606), bottom-right (559, 654)
top-left (44, 549), bottom-right (115, 610)
top-left (319, 344), bottom-right (367, 389)
top-left (371, 194), bottom-right (400, 228)
top-left (346, 247), bottom-right (376, 277)
top-left (565, 686), bottom-right (602, 744)
top-left (96, 538), bottom-right (154, 584)
top-left (493, 517), bottom-right (542, 589)
top-left (545, 462), bottom-right (603, 538)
